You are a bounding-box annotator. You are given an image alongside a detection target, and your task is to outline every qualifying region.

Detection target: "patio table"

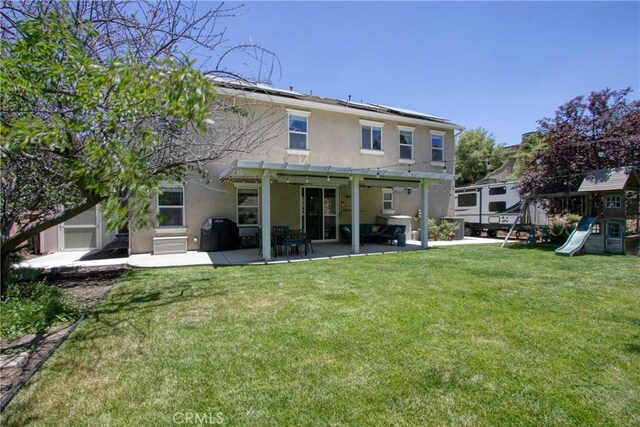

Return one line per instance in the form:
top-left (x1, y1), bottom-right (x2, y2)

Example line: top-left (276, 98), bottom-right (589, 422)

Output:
top-left (271, 229), bottom-right (312, 259)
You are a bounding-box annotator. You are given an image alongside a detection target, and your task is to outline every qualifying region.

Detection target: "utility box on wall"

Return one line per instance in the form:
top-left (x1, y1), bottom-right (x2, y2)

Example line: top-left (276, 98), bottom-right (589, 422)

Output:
top-left (153, 236), bottom-right (188, 255)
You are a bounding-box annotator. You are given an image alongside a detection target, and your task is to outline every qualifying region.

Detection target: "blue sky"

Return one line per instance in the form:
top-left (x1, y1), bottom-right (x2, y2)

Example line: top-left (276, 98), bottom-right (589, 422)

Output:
top-left (204, 1), bottom-right (639, 146)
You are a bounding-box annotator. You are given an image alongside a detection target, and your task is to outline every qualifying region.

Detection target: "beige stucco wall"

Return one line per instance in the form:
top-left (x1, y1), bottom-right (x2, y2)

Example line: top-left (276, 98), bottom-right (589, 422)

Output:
top-left (227, 103), bottom-right (456, 171)
top-left (129, 98), bottom-right (457, 254)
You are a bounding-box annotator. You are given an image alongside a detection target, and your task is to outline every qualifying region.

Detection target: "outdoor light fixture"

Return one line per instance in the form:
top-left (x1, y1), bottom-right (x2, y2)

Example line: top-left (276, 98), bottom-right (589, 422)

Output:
top-left (376, 168), bottom-right (380, 178)
top-left (598, 150), bottom-right (605, 158)
top-left (305, 176), bottom-right (309, 183)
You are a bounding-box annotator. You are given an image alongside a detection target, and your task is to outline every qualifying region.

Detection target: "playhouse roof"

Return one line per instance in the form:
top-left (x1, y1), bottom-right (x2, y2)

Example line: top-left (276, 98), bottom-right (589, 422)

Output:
top-left (578, 167), bottom-right (640, 192)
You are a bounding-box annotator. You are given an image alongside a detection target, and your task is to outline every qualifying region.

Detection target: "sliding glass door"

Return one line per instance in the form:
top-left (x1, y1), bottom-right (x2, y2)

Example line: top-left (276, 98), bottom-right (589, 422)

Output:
top-left (301, 187), bottom-right (337, 241)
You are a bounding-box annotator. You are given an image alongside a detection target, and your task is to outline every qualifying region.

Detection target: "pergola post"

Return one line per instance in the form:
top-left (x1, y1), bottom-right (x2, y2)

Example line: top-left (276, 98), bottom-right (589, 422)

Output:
top-left (421, 180), bottom-right (429, 249)
top-left (351, 175), bottom-right (361, 254)
top-left (261, 171), bottom-right (271, 261)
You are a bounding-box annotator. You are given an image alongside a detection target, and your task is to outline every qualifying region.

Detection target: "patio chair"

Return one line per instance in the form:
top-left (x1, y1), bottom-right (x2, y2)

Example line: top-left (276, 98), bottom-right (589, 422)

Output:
top-left (304, 234), bottom-right (314, 254)
top-left (283, 229), bottom-right (306, 259)
top-left (272, 225), bottom-right (289, 256)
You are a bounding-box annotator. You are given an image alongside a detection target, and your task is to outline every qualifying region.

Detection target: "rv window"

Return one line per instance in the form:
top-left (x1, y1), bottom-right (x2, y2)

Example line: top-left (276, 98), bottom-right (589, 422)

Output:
top-left (489, 186), bottom-right (507, 195)
top-left (458, 193), bottom-right (477, 207)
top-left (488, 201), bottom-right (506, 212)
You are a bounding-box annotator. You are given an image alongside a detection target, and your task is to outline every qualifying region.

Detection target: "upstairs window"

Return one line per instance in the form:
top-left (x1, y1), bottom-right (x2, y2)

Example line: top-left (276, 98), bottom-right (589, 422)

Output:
top-left (430, 130), bottom-right (445, 163)
top-left (360, 120), bottom-right (384, 152)
top-left (398, 126), bottom-right (414, 160)
top-left (288, 113), bottom-right (308, 150)
top-left (157, 186), bottom-right (184, 227)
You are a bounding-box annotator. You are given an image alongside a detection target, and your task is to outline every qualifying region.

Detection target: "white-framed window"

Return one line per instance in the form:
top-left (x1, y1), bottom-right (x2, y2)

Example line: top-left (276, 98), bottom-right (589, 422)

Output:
top-left (360, 120), bottom-right (384, 153)
top-left (157, 185), bottom-right (184, 227)
top-left (398, 125), bottom-right (414, 160)
top-left (605, 194), bottom-right (622, 209)
top-left (237, 188), bottom-right (260, 226)
top-left (382, 189), bottom-right (394, 213)
top-left (287, 109), bottom-right (310, 151)
top-left (430, 130), bottom-right (445, 163)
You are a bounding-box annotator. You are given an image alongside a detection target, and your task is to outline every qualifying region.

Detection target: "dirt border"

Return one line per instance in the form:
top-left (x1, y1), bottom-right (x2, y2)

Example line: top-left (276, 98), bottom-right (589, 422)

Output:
top-left (0, 265), bottom-right (126, 411)
top-left (0, 315), bottom-right (85, 411)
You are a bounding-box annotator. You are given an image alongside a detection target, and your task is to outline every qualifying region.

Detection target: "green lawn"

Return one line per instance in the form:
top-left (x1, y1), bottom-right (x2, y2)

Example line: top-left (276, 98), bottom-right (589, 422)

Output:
top-left (4, 245), bottom-right (640, 426)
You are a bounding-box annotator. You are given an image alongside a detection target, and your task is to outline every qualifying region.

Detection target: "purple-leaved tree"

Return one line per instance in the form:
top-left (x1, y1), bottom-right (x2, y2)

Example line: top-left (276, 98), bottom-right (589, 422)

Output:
top-left (517, 88), bottom-right (640, 213)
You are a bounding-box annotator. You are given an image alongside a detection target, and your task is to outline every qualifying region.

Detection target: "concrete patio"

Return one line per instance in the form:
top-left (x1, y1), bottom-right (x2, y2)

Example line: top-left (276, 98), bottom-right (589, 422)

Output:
top-left (17, 237), bottom-right (503, 270)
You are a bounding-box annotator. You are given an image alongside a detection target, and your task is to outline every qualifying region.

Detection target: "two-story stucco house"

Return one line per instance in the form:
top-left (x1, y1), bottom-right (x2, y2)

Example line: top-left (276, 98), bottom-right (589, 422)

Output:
top-left (40, 80), bottom-right (463, 260)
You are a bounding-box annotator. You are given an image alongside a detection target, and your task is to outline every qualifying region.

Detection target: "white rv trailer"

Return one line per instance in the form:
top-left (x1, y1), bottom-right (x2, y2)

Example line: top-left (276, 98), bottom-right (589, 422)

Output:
top-left (454, 181), bottom-right (547, 237)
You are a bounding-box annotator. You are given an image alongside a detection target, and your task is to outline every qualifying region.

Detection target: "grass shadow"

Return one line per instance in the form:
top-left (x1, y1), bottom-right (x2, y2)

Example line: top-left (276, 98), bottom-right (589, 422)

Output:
top-left (625, 343), bottom-right (640, 354)
top-left (503, 243), bottom-right (559, 253)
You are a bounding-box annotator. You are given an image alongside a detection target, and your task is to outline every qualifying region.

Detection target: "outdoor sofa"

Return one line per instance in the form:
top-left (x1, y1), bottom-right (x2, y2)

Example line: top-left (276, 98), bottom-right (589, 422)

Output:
top-left (340, 224), bottom-right (406, 245)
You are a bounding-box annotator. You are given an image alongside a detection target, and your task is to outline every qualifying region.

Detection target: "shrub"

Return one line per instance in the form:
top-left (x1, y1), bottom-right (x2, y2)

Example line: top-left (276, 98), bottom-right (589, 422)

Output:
top-left (547, 214), bottom-right (579, 244)
top-left (0, 282), bottom-right (82, 339)
top-left (414, 210), bottom-right (460, 241)
top-left (427, 219), bottom-right (460, 241)
top-left (438, 220), bottom-right (459, 240)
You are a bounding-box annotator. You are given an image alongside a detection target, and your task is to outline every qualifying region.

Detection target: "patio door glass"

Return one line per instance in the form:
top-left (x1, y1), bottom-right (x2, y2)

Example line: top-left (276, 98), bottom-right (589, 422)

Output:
top-left (301, 187), bottom-right (337, 241)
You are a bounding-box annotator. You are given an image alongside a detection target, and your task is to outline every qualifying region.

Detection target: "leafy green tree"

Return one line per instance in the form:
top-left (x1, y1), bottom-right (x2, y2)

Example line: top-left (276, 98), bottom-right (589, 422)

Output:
top-left (512, 132), bottom-right (549, 179)
top-left (1, 2), bottom-right (283, 295)
top-left (454, 128), bottom-right (506, 185)
top-left (0, 11), bottom-right (216, 293)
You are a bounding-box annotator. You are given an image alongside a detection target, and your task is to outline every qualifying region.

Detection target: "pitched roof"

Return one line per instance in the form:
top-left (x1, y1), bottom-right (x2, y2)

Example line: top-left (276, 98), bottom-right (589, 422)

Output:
top-left (212, 78), bottom-right (463, 130)
top-left (577, 167), bottom-right (640, 192)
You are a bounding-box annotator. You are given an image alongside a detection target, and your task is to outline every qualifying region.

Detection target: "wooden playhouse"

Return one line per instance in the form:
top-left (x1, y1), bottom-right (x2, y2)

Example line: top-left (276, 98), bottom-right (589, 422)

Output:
top-left (579, 167), bottom-right (640, 255)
